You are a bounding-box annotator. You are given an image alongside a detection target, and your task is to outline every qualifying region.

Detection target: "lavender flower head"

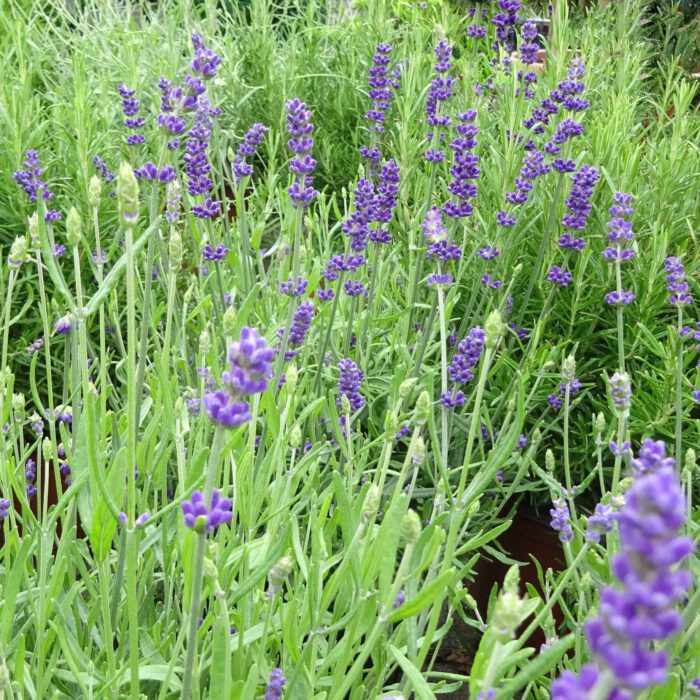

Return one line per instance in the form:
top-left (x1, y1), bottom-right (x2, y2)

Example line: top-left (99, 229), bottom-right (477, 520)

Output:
top-left (337, 358), bottom-right (364, 412)
top-left (13, 150), bottom-right (61, 220)
top-left (554, 448), bottom-right (693, 698)
top-left (609, 371), bottom-right (631, 413)
top-left (265, 668), bottom-right (286, 700)
top-left (181, 489), bottom-right (232, 532)
top-left (425, 40), bottom-right (455, 162)
top-left (233, 123), bottom-right (269, 181)
top-left (550, 497), bottom-right (574, 542)
top-left (286, 98), bottom-right (318, 208)
top-left (118, 84), bottom-right (146, 146)
top-left (190, 33), bottom-right (221, 79)
top-left (203, 327), bottom-right (274, 429)
top-left (603, 193), bottom-right (636, 306)
top-left (664, 256), bottom-right (692, 306)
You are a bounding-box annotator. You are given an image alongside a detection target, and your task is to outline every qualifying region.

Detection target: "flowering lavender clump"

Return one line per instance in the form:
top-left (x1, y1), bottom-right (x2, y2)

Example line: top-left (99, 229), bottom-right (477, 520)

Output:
top-left (181, 489), bottom-right (232, 532)
top-left (664, 256), bottom-right (692, 306)
top-left (550, 497), bottom-right (573, 542)
top-left (286, 98), bottom-right (318, 208)
top-left (232, 123), bottom-right (269, 181)
top-left (554, 448), bottom-right (693, 697)
top-left (444, 111), bottom-right (479, 219)
top-left (337, 358), bottom-right (364, 412)
top-left (425, 40), bottom-right (454, 162)
top-left (265, 668), bottom-right (286, 700)
top-left (203, 327), bottom-right (274, 429)
top-left (118, 84), bottom-right (145, 146)
top-left (186, 97), bottom-right (220, 219)
top-left (13, 150), bottom-right (61, 220)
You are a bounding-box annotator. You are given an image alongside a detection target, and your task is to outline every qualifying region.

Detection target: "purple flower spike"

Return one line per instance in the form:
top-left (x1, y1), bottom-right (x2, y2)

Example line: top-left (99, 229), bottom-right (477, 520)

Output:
top-left (265, 668), bottom-right (286, 700)
top-left (550, 497), bottom-right (574, 542)
top-left (664, 256), bottom-right (692, 306)
top-left (13, 150), bottom-right (61, 220)
top-left (203, 391), bottom-right (251, 428)
top-left (181, 489), bottom-right (232, 533)
top-left (337, 358), bottom-right (364, 412)
top-left (223, 327), bottom-right (275, 398)
top-left (286, 99), bottom-right (318, 208)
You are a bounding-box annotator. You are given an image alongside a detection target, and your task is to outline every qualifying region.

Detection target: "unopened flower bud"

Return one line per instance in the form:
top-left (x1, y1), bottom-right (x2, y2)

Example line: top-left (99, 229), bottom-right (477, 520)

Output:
top-left (595, 411), bottom-right (606, 433)
top-left (88, 174), bottom-right (102, 207)
top-left (685, 448), bottom-right (696, 474)
top-left (203, 556), bottom-right (218, 579)
top-left (493, 569), bottom-right (525, 642)
top-left (399, 377), bottom-right (417, 398)
top-left (117, 162), bottom-right (139, 224)
top-left (485, 309), bottom-right (503, 349)
top-left (609, 371), bottom-right (631, 413)
top-left (362, 484), bottom-right (381, 521)
top-left (286, 364), bottom-right (298, 392)
top-left (384, 411), bottom-right (398, 440)
top-left (545, 449), bottom-right (555, 472)
top-left (66, 207), bottom-right (81, 247)
top-left (562, 354), bottom-right (576, 382)
top-left (8, 235), bottom-right (29, 268)
top-left (289, 425), bottom-right (302, 449)
top-left (169, 230), bottom-right (183, 270)
top-left (12, 393), bottom-right (25, 422)
top-left (467, 499), bottom-right (480, 517)
top-left (223, 306), bottom-right (236, 336)
top-left (341, 394), bottom-right (351, 414)
top-left (414, 391), bottom-right (431, 426)
top-left (42, 437), bottom-right (53, 461)
top-left (199, 329), bottom-right (211, 356)
top-left (411, 436), bottom-right (426, 464)
top-left (401, 509), bottom-right (422, 543)
top-left (268, 555), bottom-right (294, 590)
top-left (28, 213), bottom-right (39, 247)
top-left (465, 593), bottom-right (478, 610)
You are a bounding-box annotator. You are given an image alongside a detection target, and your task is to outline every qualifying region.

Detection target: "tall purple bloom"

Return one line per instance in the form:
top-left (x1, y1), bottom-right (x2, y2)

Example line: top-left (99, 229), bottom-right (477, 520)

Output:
top-left (444, 111), bottom-right (479, 219)
top-left (286, 99), bottom-right (318, 208)
top-left (190, 33), bottom-right (221, 79)
top-left (285, 301), bottom-right (314, 359)
top-left (13, 150), bottom-right (61, 221)
top-left (603, 193), bottom-right (636, 306)
top-left (203, 328), bottom-right (274, 429)
top-left (342, 179), bottom-right (377, 252)
top-left (232, 123), bottom-right (269, 181)
top-left (442, 327), bottom-right (485, 407)
top-left (425, 40), bottom-right (454, 162)
top-left (491, 0), bottom-right (521, 52)
top-left (185, 97), bottom-right (220, 219)
top-left (552, 445), bottom-right (693, 699)
top-left (118, 84), bottom-right (145, 146)
top-left (370, 159), bottom-right (400, 242)
top-left (664, 256), bottom-right (692, 306)
top-left (337, 358), bottom-right (364, 412)
top-left (265, 668), bottom-right (286, 700)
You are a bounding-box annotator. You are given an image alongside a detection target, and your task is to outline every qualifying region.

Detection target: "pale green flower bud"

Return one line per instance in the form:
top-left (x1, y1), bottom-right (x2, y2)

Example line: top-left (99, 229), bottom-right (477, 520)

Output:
top-left (595, 411), bottom-right (606, 433)
top-left (485, 309), bottom-right (503, 349)
top-left (492, 566), bottom-right (525, 642)
top-left (117, 162), bottom-right (139, 224)
top-left (203, 556), bottom-right (218, 579)
top-left (341, 394), bottom-right (351, 414)
top-left (169, 229), bottom-right (183, 270)
top-left (399, 377), bottom-right (417, 398)
top-left (685, 448), bottom-right (696, 474)
top-left (414, 391), bottom-right (431, 426)
top-left (223, 306), bottom-right (236, 336)
top-left (465, 593), bottom-right (478, 610)
top-left (8, 235), bottom-right (29, 268)
top-left (88, 175), bottom-right (102, 207)
top-left (66, 207), bottom-right (81, 247)
top-left (562, 354), bottom-right (576, 382)
top-left (199, 329), bottom-right (211, 356)
top-left (28, 213), bottom-right (39, 248)
top-left (467, 499), bottom-right (480, 517)
top-left (12, 393), bottom-right (25, 422)
top-left (411, 435), bottom-right (425, 464)
top-left (42, 437), bottom-right (53, 461)
top-left (384, 410), bottom-right (398, 440)
top-left (362, 484), bottom-right (381, 521)
top-left (289, 425), bottom-right (302, 449)
top-left (545, 449), bottom-right (555, 472)
top-left (286, 364), bottom-right (298, 393)
top-left (401, 509), bottom-right (422, 543)
top-left (268, 554), bottom-right (294, 591)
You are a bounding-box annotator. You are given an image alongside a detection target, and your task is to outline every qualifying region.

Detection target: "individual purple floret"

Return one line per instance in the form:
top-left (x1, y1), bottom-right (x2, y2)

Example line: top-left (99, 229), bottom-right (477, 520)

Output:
top-left (264, 668), bottom-right (286, 700)
top-left (337, 358), bottom-right (364, 412)
top-left (13, 150), bottom-right (62, 220)
top-left (393, 589), bottom-right (405, 609)
top-left (286, 98), bottom-right (318, 208)
top-left (550, 497), bottom-right (574, 542)
top-left (54, 315), bottom-right (72, 335)
top-left (181, 489), bottom-right (232, 532)
top-left (664, 256), bottom-right (692, 306)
